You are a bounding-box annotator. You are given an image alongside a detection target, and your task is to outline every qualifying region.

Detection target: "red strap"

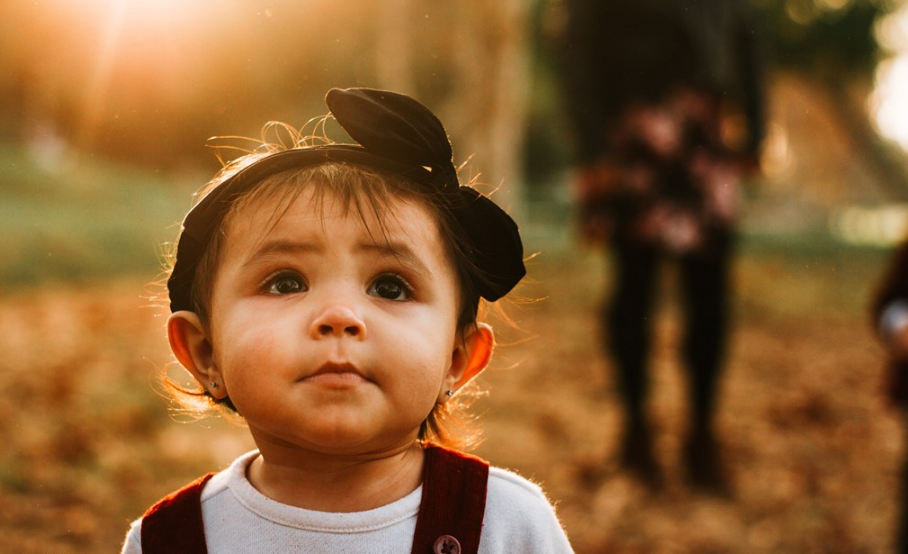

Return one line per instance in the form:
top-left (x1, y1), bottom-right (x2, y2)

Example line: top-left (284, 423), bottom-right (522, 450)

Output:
top-left (139, 446), bottom-right (489, 554)
top-left (411, 445), bottom-right (490, 554)
top-left (141, 473), bottom-right (213, 554)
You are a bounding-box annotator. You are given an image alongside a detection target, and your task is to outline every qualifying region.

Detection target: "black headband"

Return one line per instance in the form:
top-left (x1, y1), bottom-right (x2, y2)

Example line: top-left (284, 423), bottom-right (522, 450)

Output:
top-left (167, 87), bottom-right (526, 312)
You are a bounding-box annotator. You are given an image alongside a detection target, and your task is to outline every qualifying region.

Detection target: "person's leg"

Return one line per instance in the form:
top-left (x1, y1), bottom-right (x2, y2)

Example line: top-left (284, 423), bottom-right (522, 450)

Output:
top-left (605, 237), bottom-right (661, 483)
top-left (678, 231), bottom-right (733, 492)
top-left (899, 416), bottom-right (908, 553)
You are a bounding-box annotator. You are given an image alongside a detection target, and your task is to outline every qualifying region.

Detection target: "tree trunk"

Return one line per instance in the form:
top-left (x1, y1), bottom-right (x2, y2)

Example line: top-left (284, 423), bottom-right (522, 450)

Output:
top-left (442, 0), bottom-right (531, 220)
top-left (814, 75), bottom-right (908, 203)
top-left (375, 0), bottom-right (416, 95)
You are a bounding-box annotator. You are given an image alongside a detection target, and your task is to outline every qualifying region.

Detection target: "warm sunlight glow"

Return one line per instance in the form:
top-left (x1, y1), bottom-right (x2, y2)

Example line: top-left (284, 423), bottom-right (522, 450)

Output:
top-left (872, 5), bottom-right (908, 152)
top-left (872, 56), bottom-right (908, 152)
top-left (41, 0), bottom-right (226, 150)
top-left (51, 0), bottom-right (219, 50)
top-left (64, 0), bottom-right (202, 23)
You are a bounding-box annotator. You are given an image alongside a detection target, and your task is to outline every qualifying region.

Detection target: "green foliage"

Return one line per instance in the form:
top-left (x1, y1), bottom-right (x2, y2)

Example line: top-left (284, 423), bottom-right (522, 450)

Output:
top-left (0, 143), bottom-right (189, 288)
top-left (752, 0), bottom-right (896, 79)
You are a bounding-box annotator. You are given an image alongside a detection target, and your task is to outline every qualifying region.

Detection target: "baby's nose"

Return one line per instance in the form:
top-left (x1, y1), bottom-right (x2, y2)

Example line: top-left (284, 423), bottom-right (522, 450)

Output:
top-left (310, 306), bottom-right (366, 339)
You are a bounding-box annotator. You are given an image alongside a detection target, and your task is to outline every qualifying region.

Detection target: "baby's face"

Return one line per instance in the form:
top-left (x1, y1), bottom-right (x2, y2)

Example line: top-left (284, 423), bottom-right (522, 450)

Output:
top-left (206, 186), bottom-right (463, 456)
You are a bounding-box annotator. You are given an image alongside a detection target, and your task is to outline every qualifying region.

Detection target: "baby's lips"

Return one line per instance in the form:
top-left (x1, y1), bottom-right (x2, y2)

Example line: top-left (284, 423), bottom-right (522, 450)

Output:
top-left (300, 360), bottom-right (372, 388)
top-left (304, 371), bottom-right (369, 389)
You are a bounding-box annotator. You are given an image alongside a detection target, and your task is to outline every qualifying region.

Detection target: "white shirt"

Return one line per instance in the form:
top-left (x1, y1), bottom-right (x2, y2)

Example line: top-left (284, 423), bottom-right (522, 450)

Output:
top-left (120, 451), bottom-right (574, 554)
top-left (880, 300), bottom-right (908, 343)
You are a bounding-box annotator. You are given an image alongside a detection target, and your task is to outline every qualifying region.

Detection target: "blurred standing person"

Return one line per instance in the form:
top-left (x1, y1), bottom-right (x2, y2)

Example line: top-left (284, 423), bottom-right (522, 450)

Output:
top-left (872, 239), bottom-right (908, 553)
top-left (557, 0), bottom-right (765, 491)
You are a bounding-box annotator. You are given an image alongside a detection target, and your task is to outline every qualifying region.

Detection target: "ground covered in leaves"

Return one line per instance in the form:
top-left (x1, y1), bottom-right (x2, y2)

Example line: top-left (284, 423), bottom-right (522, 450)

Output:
top-left (0, 240), bottom-right (899, 553)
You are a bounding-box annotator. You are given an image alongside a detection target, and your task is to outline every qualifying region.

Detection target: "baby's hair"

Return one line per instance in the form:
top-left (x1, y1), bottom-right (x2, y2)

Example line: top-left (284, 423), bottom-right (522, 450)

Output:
top-left (189, 117), bottom-right (487, 329)
top-left (162, 128), bottom-right (492, 450)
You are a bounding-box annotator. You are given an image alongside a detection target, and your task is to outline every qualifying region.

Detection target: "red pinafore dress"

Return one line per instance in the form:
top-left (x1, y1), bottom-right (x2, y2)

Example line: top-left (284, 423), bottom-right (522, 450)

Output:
top-left (140, 445), bottom-right (489, 554)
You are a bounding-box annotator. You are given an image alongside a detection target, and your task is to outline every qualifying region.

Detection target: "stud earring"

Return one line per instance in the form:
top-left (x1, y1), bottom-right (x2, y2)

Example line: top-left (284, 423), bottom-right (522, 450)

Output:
top-left (210, 381), bottom-right (219, 389)
top-left (446, 389), bottom-right (454, 398)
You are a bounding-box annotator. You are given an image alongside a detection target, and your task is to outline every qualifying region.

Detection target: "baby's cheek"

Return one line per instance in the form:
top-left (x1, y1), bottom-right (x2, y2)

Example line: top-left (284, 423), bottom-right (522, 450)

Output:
top-left (218, 332), bottom-right (277, 382)
top-left (407, 357), bottom-right (453, 405)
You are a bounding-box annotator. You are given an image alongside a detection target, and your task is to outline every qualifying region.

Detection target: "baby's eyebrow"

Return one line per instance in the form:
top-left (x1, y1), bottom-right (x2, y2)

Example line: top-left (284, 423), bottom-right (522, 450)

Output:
top-left (242, 240), bottom-right (319, 266)
top-left (358, 241), bottom-right (430, 276)
top-left (240, 237), bottom-right (432, 276)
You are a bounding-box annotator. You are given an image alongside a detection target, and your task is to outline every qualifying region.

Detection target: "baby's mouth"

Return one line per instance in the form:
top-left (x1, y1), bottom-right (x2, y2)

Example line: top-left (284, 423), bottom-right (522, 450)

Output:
top-left (303, 362), bottom-right (369, 388)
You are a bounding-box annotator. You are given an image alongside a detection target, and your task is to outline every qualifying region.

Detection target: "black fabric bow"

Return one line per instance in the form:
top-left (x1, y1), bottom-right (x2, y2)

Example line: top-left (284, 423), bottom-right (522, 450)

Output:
top-left (168, 88), bottom-right (525, 312)
top-left (325, 88), bottom-right (455, 188)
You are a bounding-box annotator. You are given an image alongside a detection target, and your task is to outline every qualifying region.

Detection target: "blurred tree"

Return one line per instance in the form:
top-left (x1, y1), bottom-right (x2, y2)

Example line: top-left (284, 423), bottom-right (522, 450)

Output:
top-left (753, 0), bottom-right (908, 199)
top-left (375, 0), bottom-right (417, 94)
top-left (0, 0), bottom-right (531, 205)
top-left (438, 0), bottom-right (531, 213)
top-left (372, 0), bottom-right (531, 212)
top-left (755, 0), bottom-right (885, 78)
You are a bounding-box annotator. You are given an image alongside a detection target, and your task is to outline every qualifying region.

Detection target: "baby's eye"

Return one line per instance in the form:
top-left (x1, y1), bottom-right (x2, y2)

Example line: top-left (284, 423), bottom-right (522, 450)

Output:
top-left (368, 274), bottom-right (413, 301)
top-left (264, 272), bottom-right (307, 295)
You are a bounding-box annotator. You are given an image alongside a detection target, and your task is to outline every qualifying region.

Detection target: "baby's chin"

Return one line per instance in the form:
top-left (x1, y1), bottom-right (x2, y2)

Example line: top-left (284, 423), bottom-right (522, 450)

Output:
top-left (314, 440), bottom-right (423, 462)
top-left (275, 423), bottom-right (424, 459)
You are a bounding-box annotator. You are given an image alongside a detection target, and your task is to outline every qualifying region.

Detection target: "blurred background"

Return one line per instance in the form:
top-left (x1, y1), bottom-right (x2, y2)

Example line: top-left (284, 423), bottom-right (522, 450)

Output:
top-left (3, 0), bottom-right (908, 552)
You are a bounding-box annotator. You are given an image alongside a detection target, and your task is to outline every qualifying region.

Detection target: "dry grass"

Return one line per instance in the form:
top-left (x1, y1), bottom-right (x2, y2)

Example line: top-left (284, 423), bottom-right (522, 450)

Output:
top-left (0, 241), bottom-right (899, 553)
top-left (474, 244), bottom-right (898, 553)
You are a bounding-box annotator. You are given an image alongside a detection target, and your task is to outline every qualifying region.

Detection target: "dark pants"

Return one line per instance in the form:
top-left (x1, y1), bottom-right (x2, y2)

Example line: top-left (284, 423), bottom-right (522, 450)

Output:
top-left (900, 416), bottom-right (908, 553)
top-left (604, 231), bottom-right (733, 437)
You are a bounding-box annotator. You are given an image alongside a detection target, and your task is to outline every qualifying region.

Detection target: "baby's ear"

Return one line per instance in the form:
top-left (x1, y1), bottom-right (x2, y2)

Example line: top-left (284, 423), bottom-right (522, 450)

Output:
top-left (448, 323), bottom-right (495, 392)
top-left (167, 311), bottom-right (225, 398)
